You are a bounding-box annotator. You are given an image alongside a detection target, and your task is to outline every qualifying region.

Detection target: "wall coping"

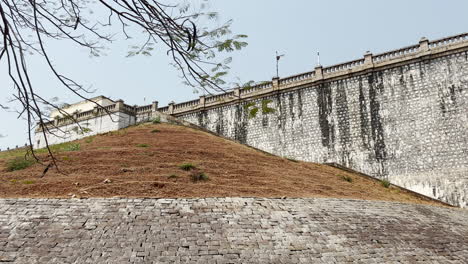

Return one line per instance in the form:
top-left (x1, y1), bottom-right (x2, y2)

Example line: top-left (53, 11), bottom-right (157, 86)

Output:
top-left (36, 33), bottom-right (468, 132)
top-left (162, 32), bottom-right (468, 116)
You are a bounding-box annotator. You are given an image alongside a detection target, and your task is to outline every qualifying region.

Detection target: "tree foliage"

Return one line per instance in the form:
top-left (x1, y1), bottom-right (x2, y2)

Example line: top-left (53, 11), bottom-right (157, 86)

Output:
top-left (0, 0), bottom-right (247, 165)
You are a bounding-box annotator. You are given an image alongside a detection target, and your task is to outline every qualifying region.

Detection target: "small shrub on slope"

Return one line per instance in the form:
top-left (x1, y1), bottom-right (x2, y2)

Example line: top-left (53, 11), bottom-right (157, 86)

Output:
top-left (63, 143), bottom-right (80, 152)
top-left (152, 116), bottom-right (161, 124)
top-left (342, 175), bottom-right (353, 183)
top-left (179, 163), bottom-right (196, 171)
top-left (191, 172), bottom-right (209, 182)
top-left (381, 179), bottom-right (391, 188)
top-left (6, 157), bottom-right (35, 172)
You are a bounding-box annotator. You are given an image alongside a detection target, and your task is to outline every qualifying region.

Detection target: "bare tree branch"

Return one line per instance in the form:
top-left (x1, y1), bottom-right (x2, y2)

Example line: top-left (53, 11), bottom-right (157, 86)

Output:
top-left (0, 0), bottom-right (247, 170)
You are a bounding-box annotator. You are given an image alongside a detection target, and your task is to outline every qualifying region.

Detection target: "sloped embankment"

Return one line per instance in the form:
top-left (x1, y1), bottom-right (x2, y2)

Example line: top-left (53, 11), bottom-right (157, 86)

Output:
top-left (0, 123), bottom-right (446, 206)
top-left (0, 198), bottom-right (467, 263)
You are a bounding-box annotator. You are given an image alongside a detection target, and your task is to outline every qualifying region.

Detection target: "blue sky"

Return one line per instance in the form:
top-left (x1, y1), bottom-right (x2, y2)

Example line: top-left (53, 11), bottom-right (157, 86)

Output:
top-left (1, 0), bottom-right (468, 149)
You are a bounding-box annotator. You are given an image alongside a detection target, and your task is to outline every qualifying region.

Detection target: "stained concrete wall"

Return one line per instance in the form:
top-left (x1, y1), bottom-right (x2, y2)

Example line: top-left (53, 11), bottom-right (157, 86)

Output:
top-left (177, 52), bottom-right (468, 207)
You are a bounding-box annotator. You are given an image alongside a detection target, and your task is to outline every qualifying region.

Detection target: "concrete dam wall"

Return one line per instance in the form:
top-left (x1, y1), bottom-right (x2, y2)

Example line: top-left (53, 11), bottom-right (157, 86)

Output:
top-left (171, 34), bottom-right (468, 207)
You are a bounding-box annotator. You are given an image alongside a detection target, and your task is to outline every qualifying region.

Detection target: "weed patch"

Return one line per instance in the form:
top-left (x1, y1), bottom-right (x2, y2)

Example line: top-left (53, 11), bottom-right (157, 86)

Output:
top-left (97, 146), bottom-right (112, 150)
top-left (136, 144), bottom-right (150, 148)
top-left (191, 172), bottom-right (209, 182)
top-left (106, 130), bottom-right (127, 137)
top-left (179, 163), bottom-right (196, 171)
top-left (168, 174), bottom-right (178, 179)
top-left (381, 179), bottom-right (391, 188)
top-left (63, 144), bottom-right (80, 152)
top-left (342, 175), bottom-right (353, 183)
top-left (6, 157), bottom-right (35, 172)
top-left (22, 180), bottom-right (35, 184)
top-left (151, 129), bottom-right (160, 133)
top-left (152, 116), bottom-right (161, 124)
top-left (10, 179), bottom-right (36, 185)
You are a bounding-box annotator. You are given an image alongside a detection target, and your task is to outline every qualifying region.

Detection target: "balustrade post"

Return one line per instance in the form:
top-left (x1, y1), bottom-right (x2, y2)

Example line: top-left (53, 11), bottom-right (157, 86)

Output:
top-left (419, 37), bottom-right (430, 53)
top-left (199, 96), bottom-right (206, 108)
top-left (234, 88), bottom-right (240, 98)
top-left (115, 99), bottom-right (124, 112)
top-left (151, 101), bottom-right (159, 111)
top-left (93, 106), bottom-right (99, 116)
top-left (272, 77), bottom-right (279, 91)
top-left (168, 101), bottom-right (175, 114)
top-left (364, 51), bottom-right (374, 67)
top-left (314, 65), bottom-right (323, 80)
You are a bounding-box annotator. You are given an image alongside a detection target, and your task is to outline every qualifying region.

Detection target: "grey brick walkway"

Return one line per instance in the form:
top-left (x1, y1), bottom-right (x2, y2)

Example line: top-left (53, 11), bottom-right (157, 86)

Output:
top-left (1, 198), bottom-right (467, 263)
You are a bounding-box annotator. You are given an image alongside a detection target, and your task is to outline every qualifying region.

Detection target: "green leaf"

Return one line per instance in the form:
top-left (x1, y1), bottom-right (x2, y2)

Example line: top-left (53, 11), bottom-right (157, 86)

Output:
top-left (223, 57), bottom-right (232, 64)
top-left (234, 34), bottom-right (248, 39)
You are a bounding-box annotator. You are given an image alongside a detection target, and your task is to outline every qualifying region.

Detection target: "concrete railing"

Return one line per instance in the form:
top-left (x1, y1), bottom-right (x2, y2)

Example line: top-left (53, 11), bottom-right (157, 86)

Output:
top-left (75, 109), bottom-right (94, 119)
top-left (240, 82), bottom-right (273, 96)
top-left (97, 104), bottom-right (116, 114)
top-left (36, 102), bottom-right (122, 132)
top-left (429, 33), bottom-right (468, 48)
top-left (205, 91), bottom-right (236, 104)
top-left (136, 104), bottom-right (152, 113)
top-left (158, 106), bottom-right (169, 113)
top-left (173, 99), bottom-right (199, 111)
top-left (34, 32), bottom-right (468, 131)
top-left (372, 44), bottom-right (420, 63)
top-left (323, 58), bottom-right (366, 73)
top-left (154, 32), bottom-right (468, 116)
top-left (279, 72), bottom-right (315, 85)
top-left (122, 104), bottom-right (136, 115)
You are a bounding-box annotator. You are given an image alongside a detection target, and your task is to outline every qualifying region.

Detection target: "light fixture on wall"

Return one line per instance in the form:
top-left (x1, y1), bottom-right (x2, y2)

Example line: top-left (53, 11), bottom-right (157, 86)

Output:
top-left (276, 51), bottom-right (285, 78)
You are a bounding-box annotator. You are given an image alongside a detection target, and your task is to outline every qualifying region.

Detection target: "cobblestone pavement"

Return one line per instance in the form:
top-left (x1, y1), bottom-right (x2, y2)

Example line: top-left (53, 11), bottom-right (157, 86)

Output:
top-left (1, 198), bottom-right (467, 263)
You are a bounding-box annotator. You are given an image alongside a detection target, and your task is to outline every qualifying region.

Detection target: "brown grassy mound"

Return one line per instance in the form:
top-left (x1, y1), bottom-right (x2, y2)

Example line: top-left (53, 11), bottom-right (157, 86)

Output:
top-left (0, 123), bottom-right (444, 206)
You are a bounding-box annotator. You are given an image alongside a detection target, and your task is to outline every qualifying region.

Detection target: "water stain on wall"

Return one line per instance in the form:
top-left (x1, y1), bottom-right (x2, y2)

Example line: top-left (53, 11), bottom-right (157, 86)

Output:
top-left (368, 72), bottom-right (388, 175)
top-left (316, 83), bottom-right (335, 148)
top-left (234, 104), bottom-right (248, 144)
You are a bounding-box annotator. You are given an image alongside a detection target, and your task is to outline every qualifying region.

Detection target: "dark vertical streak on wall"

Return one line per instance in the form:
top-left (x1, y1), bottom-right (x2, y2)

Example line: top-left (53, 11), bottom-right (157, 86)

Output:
top-left (234, 105), bottom-right (247, 144)
top-left (262, 115), bottom-right (269, 127)
top-left (368, 73), bottom-right (388, 174)
top-left (439, 83), bottom-right (459, 116)
top-left (336, 80), bottom-right (351, 165)
top-left (419, 62), bottom-right (425, 80)
top-left (316, 83), bottom-right (335, 148)
top-left (215, 107), bottom-right (224, 135)
top-left (197, 111), bottom-right (208, 128)
top-left (449, 85), bottom-right (457, 104)
top-left (359, 77), bottom-right (370, 148)
top-left (288, 94), bottom-right (295, 122)
top-left (297, 89), bottom-right (303, 118)
top-left (277, 93), bottom-right (286, 130)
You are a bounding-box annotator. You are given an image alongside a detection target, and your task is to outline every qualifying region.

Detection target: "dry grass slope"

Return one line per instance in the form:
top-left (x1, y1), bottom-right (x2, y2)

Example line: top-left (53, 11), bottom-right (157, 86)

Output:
top-left (0, 123), bottom-right (445, 206)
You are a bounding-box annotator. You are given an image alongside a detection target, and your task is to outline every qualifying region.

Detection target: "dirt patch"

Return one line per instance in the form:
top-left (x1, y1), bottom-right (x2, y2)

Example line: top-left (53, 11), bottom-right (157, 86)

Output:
top-left (0, 123), bottom-right (446, 207)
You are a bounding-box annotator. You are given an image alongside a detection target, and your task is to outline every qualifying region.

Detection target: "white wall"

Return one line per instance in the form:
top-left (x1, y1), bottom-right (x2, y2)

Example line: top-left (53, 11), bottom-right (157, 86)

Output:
top-left (34, 112), bottom-right (135, 149)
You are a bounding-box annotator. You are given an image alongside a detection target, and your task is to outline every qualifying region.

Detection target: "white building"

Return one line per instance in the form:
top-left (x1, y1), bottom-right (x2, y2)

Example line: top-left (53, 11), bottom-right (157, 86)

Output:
top-left (34, 96), bottom-right (162, 149)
